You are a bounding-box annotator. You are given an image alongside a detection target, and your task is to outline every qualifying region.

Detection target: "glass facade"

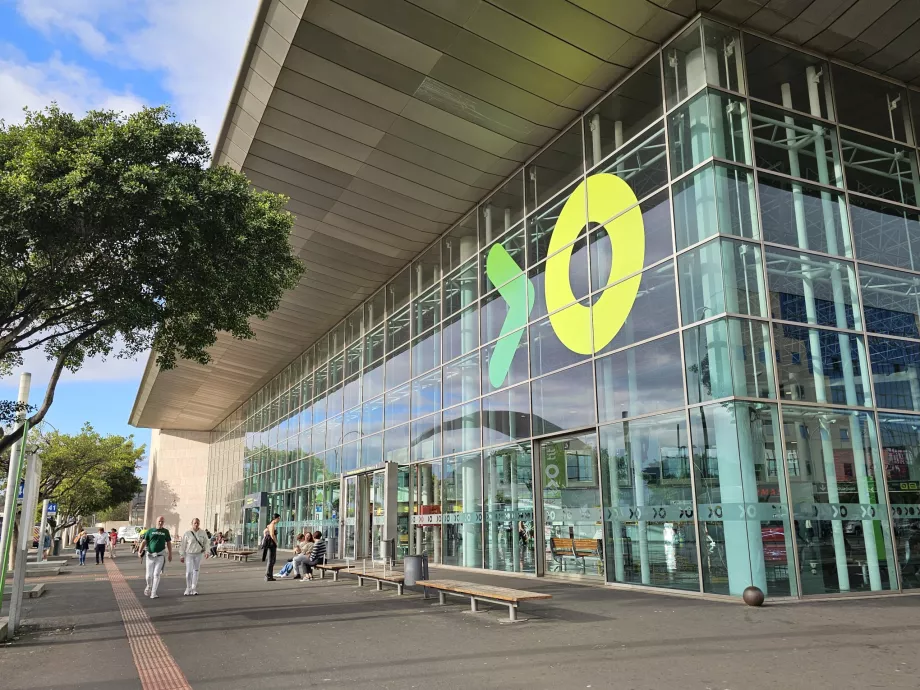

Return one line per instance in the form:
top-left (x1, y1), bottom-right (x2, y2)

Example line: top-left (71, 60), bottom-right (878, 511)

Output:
top-left (205, 17), bottom-right (920, 599)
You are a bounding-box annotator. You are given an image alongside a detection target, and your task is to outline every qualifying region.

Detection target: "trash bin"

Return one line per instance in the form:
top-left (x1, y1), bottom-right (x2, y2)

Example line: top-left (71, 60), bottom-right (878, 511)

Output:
top-left (53, 538), bottom-right (61, 557)
top-left (403, 553), bottom-right (429, 587)
top-left (380, 538), bottom-right (396, 563)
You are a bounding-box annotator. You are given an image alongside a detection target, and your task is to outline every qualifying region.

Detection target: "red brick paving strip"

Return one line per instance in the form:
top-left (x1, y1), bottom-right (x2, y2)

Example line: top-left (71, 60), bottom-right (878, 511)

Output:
top-left (105, 560), bottom-right (193, 689)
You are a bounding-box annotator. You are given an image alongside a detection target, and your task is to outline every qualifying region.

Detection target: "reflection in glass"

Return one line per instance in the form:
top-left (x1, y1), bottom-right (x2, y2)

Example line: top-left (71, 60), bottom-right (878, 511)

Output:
top-left (840, 130), bottom-right (920, 207)
top-left (444, 258), bottom-right (478, 319)
top-left (832, 64), bottom-right (911, 143)
top-left (673, 162), bottom-right (758, 248)
top-left (442, 401), bottom-right (481, 455)
top-left (409, 461), bottom-right (442, 561)
top-left (411, 370), bottom-right (441, 419)
top-left (444, 213), bottom-right (478, 275)
top-left (384, 423), bottom-right (410, 463)
top-left (484, 444), bottom-right (535, 573)
top-left (442, 452), bottom-right (483, 568)
top-left (684, 317), bottom-right (775, 403)
top-left (531, 361), bottom-right (596, 436)
top-left (678, 239), bottom-right (767, 324)
top-left (782, 405), bottom-right (896, 594)
top-left (443, 351), bottom-right (480, 407)
top-left (540, 432), bottom-right (604, 579)
top-left (765, 247), bottom-right (861, 329)
top-left (859, 264), bottom-right (920, 338)
top-left (774, 324), bottom-right (871, 406)
top-left (481, 327), bottom-right (528, 393)
top-left (411, 328), bottom-right (440, 377)
top-left (411, 412), bottom-right (440, 463)
top-left (849, 196), bottom-right (920, 272)
top-left (527, 180), bottom-right (581, 266)
top-left (481, 172), bottom-right (524, 240)
top-left (877, 413), bottom-right (920, 589)
top-left (668, 90), bottom-right (751, 177)
top-left (525, 123), bottom-right (584, 216)
top-left (482, 383), bottom-right (531, 448)
top-left (750, 102), bottom-right (842, 186)
top-left (530, 304), bottom-right (590, 377)
top-left (758, 174), bottom-right (850, 255)
top-left (442, 304), bottom-right (478, 363)
top-left (744, 35), bottom-right (832, 119)
top-left (597, 261), bottom-right (678, 354)
top-left (600, 413), bottom-right (698, 590)
top-left (664, 20), bottom-right (744, 108)
top-left (590, 191), bottom-right (672, 292)
top-left (584, 56), bottom-right (662, 170)
top-left (528, 238), bottom-right (588, 324)
top-left (869, 337), bottom-right (920, 411)
top-left (588, 130), bottom-right (668, 202)
top-left (690, 402), bottom-right (795, 596)
top-left (596, 334), bottom-right (684, 422)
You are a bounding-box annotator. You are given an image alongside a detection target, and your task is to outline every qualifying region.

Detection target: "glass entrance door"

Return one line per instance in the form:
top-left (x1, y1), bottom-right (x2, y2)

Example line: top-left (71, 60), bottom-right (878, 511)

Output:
top-left (538, 432), bottom-right (605, 579)
top-left (343, 470), bottom-right (386, 561)
top-left (343, 475), bottom-right (358, 559)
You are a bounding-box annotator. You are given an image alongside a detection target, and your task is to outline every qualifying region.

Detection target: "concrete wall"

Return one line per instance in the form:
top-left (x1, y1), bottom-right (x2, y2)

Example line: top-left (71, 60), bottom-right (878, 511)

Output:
top-left (144, 429), bottom-right (211, 537)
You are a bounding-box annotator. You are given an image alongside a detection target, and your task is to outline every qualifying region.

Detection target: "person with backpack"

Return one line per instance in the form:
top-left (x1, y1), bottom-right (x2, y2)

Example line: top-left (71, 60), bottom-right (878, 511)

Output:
top-left (73, 530), bottom-right (89, 566)
top-left (138, 516), bottom-right (172, 599)
top-left (179, 517), bottom-right (209, 596)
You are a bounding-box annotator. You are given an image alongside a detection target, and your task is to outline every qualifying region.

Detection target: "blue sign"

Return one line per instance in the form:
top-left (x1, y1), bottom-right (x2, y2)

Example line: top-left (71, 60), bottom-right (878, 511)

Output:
top-left (17, 480), bottom-right (24, 500)
top-left (47, 502), bottom-right (58, 515)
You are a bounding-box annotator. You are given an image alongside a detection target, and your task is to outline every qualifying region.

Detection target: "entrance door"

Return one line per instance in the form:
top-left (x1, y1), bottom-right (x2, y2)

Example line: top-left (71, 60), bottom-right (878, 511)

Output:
top-left (342, 470), bottom-right (386, 561)
top-left (537, 432), bottom-right (605, 579)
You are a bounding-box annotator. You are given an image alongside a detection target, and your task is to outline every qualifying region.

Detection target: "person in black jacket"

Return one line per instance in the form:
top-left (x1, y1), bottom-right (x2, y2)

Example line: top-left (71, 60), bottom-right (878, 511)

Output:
top-left (262, 514), bottom-right (281, 581)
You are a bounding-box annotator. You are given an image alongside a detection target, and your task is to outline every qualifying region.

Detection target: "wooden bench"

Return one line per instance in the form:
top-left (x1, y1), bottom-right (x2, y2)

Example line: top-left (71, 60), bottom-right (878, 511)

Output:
top-left (352, 570), bottom-right (405, 595)
top-left (549, 537), bottom-right (602, 573)
top-left (230, 551), bottom-right (256, 562)
top-left (416, 579), bottom-right (551, 622)
top-left (314, 563), bottom-right (351, 581)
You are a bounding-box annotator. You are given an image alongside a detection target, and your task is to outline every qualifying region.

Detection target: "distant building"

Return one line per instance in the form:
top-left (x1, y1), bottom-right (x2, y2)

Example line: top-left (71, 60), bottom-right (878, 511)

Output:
top-left (129, 484), bottom-right (146, 525)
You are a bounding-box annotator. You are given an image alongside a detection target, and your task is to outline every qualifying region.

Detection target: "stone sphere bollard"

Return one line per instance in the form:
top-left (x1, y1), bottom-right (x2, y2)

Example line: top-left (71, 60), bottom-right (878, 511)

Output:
top-left (742, 585), bottom-right (765, 607)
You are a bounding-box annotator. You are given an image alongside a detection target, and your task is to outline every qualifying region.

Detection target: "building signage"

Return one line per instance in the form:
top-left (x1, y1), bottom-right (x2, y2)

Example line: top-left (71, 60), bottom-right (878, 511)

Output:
top-left (485, 173), bottom-right (645, 387)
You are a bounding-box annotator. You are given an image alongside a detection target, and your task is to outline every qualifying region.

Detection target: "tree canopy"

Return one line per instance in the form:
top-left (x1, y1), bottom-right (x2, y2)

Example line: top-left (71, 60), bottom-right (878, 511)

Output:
top-left (0, 105), bottom-right (303, 452)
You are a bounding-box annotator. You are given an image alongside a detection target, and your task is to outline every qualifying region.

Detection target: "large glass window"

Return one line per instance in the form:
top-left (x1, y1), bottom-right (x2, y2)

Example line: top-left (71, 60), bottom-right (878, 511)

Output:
top-left (841, 130), bottom-right (920, 207)
top-left (869, 337), bottom-right (920, 412)
top-left (758, 174), bottom-right (851, 256)
top-left (664, 20), bottom-right (744, 108)
top-left (832, 64), bottom-right (912, 143)
top-left (773, 324), bottom-right (871, 407)
top-left (859, 264), bottom-right (920, 338)
top-left (484, 444), bottom-right (535, 573)
top-left (600, 412), bottom-right (698, 590)
top-left (877, 413), bottom-right (920, 589)
top-left (690, 402), bottom-right (795, 596)
top-left (678, 239), bottom-right (766, 324)
top-left (782, 405), bottom-right (896, 594)
top-left (684, 317), bottom-right (775, 403)
top-left (668, 90), bottom-right (751, 177)
top-left (442, 452), bottom-right (483, 568)
top-left (744, 36), bottom-right (832, 119)
top-left (411, 412), bottom-right (441, 462)
top-left (673, 162), bottom-right (758, 249)
top-left (525, 123), bottom-right (584, 216)
top-left (481, 172), bottom-right (524, 243)
top-left (765, 248), bottom-right (861, 329)
top-left (596, 334), bottom-right (685, 422)
top-left (597, 261), bottom-right (678, 354)
top-left (849, 196), bottom-right (920, 272)
top-left (482, 383), bottom-right (531, 448)
top-left (532, 362), bottom-right (597, 437)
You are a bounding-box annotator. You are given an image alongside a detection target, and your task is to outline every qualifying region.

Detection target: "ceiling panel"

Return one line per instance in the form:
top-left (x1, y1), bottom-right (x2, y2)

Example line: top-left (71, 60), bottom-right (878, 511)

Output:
top-left (133, 0), bottom-right (920, 431)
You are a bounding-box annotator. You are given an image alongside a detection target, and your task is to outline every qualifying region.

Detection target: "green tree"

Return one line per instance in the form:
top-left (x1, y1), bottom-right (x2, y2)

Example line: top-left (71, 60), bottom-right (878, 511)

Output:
top-left (97, 501), bottom-right (130, 522)
top-left (0, 105), bottom-right (303, 453)
top-left (36, 424), bottom-right (144, 536)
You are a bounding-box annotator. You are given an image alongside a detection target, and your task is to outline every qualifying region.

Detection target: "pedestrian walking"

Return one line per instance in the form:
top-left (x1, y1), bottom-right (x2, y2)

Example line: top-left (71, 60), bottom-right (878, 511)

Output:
top-left (179, 518), bottom-right (209, 596)
top-left (262, 513), bottom-right (280, 582)
top-left (93, 527), bottom-right (109, 564)
top-left (73, 530), bottom-right (89, 566)
top-left (138, 516), bottom-right (172, 599)
top-left (109, 528), bottom-right (118, 558)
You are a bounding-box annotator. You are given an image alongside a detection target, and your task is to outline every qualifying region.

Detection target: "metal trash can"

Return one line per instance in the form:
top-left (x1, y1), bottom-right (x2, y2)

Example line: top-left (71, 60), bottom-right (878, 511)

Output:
top-left (380, 538), bottom-right (396, 563)
top-left (53, 538), bottom-right (61, 556)
top-left (403, 553), bottom-right (429, 587)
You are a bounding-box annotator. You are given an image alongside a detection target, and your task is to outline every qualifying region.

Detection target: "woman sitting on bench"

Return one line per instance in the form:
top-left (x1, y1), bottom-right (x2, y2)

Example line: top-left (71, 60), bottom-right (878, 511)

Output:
top-left (297, 531), bottom-right (327, 581)
top-left (291, 532), bottom-right (314, 580)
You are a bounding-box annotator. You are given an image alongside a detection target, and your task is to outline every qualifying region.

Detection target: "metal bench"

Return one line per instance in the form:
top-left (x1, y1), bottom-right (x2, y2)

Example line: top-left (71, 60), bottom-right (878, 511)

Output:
top-left (314, 563), bottom-right (351, 581)
top-left (416, 579), bottom-right (552, 622)
top-left (230, 551), bottom-right (256, 562)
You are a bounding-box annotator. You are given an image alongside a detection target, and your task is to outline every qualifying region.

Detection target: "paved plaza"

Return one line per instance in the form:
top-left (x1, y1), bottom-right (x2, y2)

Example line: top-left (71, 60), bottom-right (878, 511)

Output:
top-left (1, 555), bottom-right (919, 690)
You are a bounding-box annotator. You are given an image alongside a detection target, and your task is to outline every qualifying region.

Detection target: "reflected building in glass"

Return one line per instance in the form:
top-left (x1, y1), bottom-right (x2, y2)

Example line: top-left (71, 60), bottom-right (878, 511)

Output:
top-left (191, 15), bottom-right (920, 601)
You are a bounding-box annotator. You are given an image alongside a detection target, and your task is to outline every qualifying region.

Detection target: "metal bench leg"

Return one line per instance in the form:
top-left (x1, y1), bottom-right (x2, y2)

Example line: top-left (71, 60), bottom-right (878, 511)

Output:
top-left (508, 604), bottom-right (517, 622)
top-left (320, 569), bottom-right (325, 580)
top-left (397, 584), bottom-right (403, 595)
top-left (358, 576), bottom-right (364, 586)
top-left (470, 597), bottom-right (480, 613)
top-left (376, 580), bottom-right (382, 591)
top-left (438, 592), bottom-right (445, 605)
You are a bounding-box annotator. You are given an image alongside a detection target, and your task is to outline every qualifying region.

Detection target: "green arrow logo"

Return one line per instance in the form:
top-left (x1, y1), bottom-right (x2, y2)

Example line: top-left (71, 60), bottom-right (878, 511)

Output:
top-left (485, 243), bottom-right (534, 389)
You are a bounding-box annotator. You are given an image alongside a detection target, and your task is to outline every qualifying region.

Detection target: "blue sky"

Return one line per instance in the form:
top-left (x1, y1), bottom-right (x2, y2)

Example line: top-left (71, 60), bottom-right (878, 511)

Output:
top-left (0, 0), bottom-right (259, 478)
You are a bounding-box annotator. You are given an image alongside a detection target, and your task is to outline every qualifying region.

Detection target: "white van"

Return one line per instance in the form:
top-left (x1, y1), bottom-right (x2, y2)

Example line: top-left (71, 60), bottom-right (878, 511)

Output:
top-left (117, 525), bottom-right (143, 543)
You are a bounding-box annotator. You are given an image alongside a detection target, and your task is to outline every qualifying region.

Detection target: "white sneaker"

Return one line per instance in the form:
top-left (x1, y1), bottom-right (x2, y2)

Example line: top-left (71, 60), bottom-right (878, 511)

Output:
top-left (144, 587), bottom-right (150, 596)
top-left (183, 589), bottom-right (190, 596)
top-left (192, 590), bottom-right (199, 595)
top-left (150, 593), bottom-right (159, 599)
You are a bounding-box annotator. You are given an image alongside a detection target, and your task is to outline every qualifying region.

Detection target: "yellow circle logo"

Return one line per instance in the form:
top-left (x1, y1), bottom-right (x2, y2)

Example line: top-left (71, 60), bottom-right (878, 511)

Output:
top-left (545, 173), bottom-right (645, 354)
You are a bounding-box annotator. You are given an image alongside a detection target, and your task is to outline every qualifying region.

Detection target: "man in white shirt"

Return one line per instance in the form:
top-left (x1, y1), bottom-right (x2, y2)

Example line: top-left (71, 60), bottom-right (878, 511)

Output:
top-left (179, 518), bottom-right (209, 596)
top-left (93, 527), bottom-right (109, 565)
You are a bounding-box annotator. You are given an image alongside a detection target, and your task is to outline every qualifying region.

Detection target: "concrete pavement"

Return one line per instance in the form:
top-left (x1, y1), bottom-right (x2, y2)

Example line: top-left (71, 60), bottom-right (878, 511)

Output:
top-left (1, 553), bottom-right (919, 689)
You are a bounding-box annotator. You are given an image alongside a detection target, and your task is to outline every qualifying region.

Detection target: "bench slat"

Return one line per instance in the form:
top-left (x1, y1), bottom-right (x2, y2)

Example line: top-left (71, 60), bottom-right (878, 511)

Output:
top-left (415, 579), bottom-right (551, 602)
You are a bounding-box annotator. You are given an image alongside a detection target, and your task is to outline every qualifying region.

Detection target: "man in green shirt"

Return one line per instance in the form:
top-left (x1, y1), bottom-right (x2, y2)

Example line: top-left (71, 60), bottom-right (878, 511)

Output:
top-left (138, 515), bottom-right (173, 599)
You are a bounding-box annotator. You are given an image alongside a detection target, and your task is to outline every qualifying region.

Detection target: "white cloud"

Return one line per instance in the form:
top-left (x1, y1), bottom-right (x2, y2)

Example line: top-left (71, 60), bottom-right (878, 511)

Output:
top-left (0, 344), bottom-right (148, 391)
top-left (13, 0), bottom-right (259, 147)
top-left (0, 46), bottom-right (145, 124)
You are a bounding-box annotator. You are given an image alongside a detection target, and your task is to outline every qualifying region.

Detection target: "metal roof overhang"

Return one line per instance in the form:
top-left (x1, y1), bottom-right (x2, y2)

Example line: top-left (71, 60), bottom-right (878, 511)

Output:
top-left (130, 0), bottom-right (920, 431)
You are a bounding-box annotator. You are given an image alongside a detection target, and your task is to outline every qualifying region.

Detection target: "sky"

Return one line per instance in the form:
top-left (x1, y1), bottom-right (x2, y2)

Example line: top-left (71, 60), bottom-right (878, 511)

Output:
top-left (0, 0), bottom-right (260, 478)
